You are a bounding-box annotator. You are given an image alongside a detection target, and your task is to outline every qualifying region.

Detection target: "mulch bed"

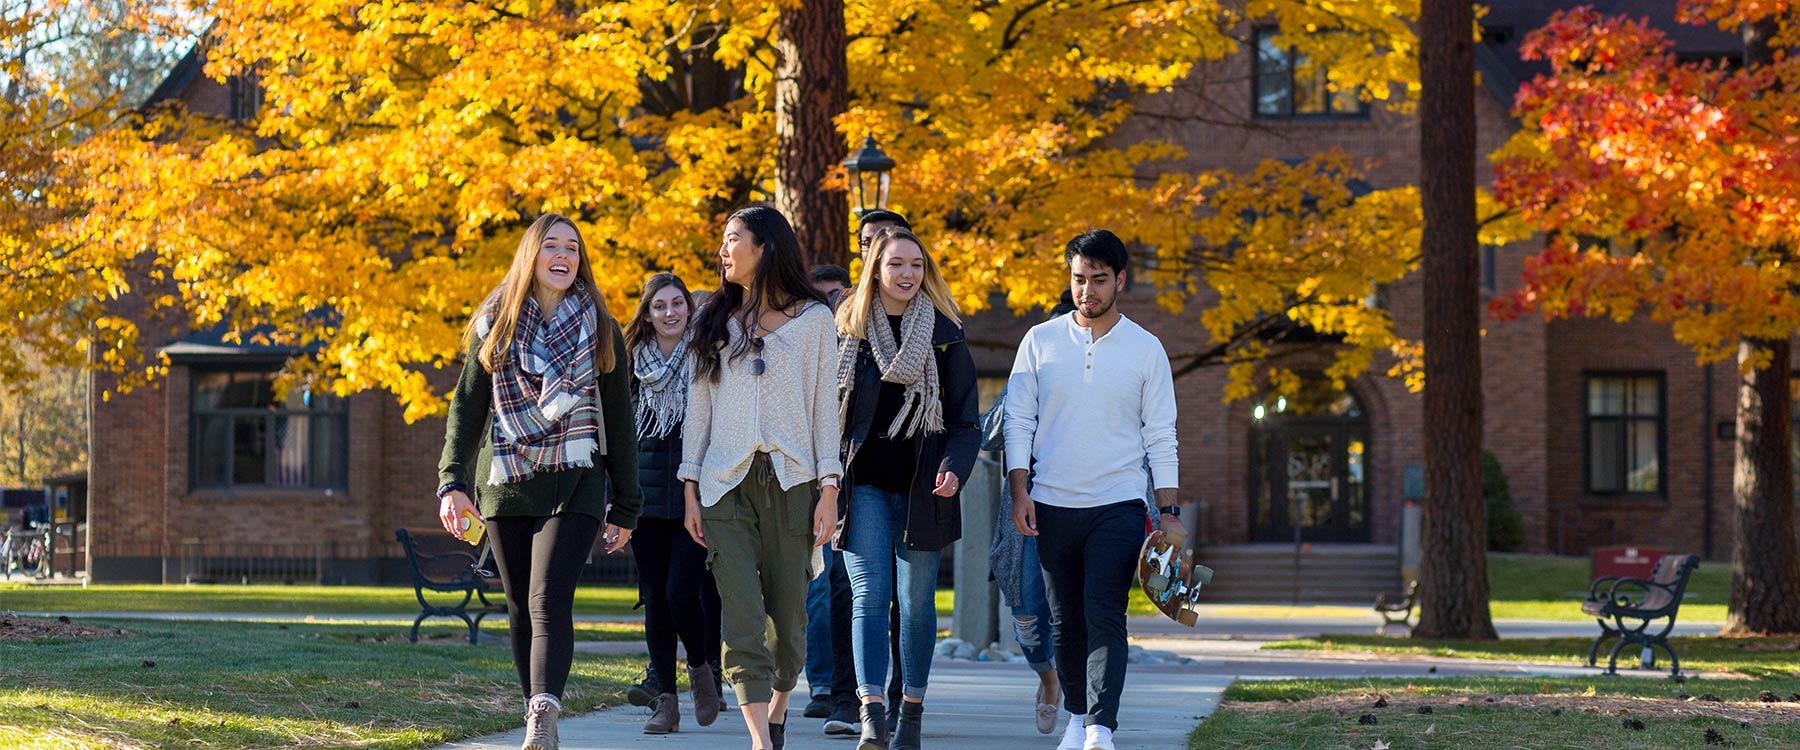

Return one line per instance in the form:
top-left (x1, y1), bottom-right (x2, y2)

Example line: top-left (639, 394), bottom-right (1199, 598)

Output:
top-left (1223, 691), bottom-right (1800, 723)
top-left (0, 613), bottom-right (127, 642)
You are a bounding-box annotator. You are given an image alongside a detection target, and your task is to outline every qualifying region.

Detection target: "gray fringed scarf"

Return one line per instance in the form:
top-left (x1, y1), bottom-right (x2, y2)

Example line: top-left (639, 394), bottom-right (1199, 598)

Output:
top-left (836, 294), bottom-right (943, 440)
top-left (632, 331), bottom-right (692, 440)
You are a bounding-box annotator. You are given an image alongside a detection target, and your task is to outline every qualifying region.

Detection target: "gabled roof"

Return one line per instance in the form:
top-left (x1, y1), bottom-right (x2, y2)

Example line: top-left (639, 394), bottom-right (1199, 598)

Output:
top-left (141, 41), bottom-right (207, 110)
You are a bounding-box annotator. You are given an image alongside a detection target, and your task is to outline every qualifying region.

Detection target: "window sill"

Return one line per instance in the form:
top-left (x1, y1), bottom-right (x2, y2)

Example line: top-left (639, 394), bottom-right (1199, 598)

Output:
top-left (1250, 114), bottom-right (1374, 125)
top-left (186, 487), bottom-right (347, 502)
top-left (1577, 493), bottom-right (1669, 508)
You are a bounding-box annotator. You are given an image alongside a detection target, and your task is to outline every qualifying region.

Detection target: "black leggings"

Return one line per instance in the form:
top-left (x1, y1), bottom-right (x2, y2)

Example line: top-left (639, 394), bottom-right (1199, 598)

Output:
top-left (489, 513), bottom-right (601, 700)
top-left (630, 516), bottom-right (723, 694)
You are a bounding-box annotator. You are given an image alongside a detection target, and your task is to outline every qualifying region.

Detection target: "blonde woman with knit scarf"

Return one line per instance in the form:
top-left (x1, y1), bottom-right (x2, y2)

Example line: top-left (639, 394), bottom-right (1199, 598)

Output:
top-left (437, 214), bottom-right (641, 750)
top-left (833, 227), bottom-right (980, 750)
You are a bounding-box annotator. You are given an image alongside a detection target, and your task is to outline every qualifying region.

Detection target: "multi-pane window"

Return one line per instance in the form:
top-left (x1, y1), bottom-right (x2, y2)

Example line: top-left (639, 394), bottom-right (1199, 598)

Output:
top-left (1253, 27), bottom-right (1367, 118)
top-left (1585, 374), bottom-right (1664, 495)
top-left (191, 369), bottom-right (347, 490)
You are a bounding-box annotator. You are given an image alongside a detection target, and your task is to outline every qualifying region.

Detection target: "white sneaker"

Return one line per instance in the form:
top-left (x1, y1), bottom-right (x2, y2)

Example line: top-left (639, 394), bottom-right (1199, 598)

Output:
top-left (1057, 714), bottom-right (1087, 750)
top-left (1084, 724), bottom-right (1115, 750)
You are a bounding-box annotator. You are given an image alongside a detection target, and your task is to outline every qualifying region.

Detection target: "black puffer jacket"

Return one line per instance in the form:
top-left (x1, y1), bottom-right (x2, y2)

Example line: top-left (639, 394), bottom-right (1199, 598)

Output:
top-left (838, 310), bottom-right (980, 551)
top-left (636, 425), bottom-right (686, 520)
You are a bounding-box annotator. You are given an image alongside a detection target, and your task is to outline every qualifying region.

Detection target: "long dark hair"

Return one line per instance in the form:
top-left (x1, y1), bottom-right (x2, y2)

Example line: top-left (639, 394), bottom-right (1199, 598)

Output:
top-left (624, 272), bottom-right (694, 355)
top-left (690, 204), bottom-right (827, 383)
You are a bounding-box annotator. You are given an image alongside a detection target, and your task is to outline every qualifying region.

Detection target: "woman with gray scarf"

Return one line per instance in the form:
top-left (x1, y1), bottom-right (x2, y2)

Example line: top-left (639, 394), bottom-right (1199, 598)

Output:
top-left (833, 227), bottom-right (980, 750)
top-left (624, 272), bottom-right (724, 734)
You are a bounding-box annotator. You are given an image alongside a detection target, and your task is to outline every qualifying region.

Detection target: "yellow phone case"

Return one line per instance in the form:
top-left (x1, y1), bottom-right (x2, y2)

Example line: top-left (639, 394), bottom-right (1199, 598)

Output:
top-left (459, 509), bottom-right (486, 547)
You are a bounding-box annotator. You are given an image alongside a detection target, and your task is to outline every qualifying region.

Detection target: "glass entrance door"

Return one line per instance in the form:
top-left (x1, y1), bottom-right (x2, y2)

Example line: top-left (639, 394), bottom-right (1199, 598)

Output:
top-left (1249, 421), bottom-right (1370, 542)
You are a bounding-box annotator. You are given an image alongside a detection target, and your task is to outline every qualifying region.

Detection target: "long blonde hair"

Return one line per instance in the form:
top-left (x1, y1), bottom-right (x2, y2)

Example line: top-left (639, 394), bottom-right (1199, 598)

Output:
top-left (835, 227), bottom-right (961, 339)
top-left (462, 213), bottom-right (617, 374)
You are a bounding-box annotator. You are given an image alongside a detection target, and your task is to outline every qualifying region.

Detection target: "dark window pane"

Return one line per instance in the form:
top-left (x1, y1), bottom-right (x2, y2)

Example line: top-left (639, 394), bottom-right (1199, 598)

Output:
top-left (1255, 31), bottom-right (1291, 116)
top-left (232, 416), bottom-right (269, 485)
top-left (1589, 420), bottom-right (1623, 492)
top-left (311, 415), bottom-right (345, 488)
top-left (218, 371), bottom-right (277, 408)
top-left (271, 416), bottom-right (310, 487)
top-left (194, 416), bottom-right (230, 487)
top-left (1631, 377), bottom-right (1660, 416)
top-left (194, 372), bottom-right (232, 410)
top-left (1588, 378), bottom-right (1625, 416)
top-left (1628, 419), bottom-right (1660, 492)
top-left (1294, 62), bottom-right (1329, 114)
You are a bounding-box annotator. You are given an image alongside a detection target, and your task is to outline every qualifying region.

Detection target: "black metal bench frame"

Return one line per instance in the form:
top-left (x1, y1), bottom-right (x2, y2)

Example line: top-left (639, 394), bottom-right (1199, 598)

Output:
top-left (395, 528), bottom-right (506, 644)
top-left (1581, 553), bottom-right (1699, 677)
top-left (1374, 580), bottom-right (1419, 636)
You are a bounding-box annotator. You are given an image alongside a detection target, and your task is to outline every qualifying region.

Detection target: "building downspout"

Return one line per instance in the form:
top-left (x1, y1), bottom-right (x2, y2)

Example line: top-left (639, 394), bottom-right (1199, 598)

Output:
top-left (1703, 360), bottom-right (1714, 560)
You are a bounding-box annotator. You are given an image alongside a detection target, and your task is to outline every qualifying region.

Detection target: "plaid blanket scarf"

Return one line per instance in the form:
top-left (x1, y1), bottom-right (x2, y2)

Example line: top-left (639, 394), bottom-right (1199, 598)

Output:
top-left (482, 284), bottom-right (603, 485)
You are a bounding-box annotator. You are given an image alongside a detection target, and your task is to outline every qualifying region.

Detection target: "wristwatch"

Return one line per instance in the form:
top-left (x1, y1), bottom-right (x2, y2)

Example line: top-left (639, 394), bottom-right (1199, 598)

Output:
top-left (436, 482), bottom-right (468, 501)
top-left (1158, 504), bottom-right (1181, 517)
top-left (820, 475), bottom-right (841, 489)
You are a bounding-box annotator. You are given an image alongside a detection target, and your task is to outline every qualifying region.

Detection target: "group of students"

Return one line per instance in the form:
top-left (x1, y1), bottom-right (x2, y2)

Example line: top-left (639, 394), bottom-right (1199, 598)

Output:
top-left (435, 204), bottom-right (1182, 750)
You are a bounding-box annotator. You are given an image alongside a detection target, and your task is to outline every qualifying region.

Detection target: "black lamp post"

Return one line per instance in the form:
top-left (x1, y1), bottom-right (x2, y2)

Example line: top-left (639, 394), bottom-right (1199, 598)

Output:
top-left (842, 135), bottom-right (896, 217)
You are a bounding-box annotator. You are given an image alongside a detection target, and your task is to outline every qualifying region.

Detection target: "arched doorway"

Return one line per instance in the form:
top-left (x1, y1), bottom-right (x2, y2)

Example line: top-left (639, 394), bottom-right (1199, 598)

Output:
top-left (1247, 377), bottom-right (1372, 543)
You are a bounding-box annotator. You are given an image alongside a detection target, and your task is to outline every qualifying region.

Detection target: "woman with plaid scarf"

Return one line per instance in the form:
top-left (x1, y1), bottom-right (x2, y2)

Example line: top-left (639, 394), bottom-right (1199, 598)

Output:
top-left (437, 214), bottom-right (642, 750)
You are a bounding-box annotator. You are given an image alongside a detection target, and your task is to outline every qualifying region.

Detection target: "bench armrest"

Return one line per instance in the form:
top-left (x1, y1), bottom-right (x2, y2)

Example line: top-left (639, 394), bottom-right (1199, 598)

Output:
top-left (1587, 576), bottom-right (1621, 600)
top-left (1602, 577), bottom-right (1669, 610)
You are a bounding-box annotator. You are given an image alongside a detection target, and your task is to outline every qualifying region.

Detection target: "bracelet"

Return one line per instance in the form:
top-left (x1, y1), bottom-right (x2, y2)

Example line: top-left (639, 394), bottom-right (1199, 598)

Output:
top-left (436, 482), bottom-right (468, 501)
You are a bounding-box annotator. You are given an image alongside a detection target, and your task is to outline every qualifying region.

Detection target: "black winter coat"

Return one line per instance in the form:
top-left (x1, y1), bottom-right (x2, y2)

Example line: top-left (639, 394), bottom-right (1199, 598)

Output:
top-left (634, 419), bottom-right (686, 521)
top-left (838, 310), bottom-right (981, 551)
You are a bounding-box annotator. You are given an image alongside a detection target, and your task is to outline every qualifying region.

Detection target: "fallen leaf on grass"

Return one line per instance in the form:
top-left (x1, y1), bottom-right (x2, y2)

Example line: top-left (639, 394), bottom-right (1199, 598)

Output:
top-left (1371, 741), bottom-right (1390, 750)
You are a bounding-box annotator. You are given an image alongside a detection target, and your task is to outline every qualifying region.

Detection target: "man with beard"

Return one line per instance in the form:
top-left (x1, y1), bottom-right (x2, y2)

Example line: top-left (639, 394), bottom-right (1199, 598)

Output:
top-left (1003, 230), bottom-right (1180, 750)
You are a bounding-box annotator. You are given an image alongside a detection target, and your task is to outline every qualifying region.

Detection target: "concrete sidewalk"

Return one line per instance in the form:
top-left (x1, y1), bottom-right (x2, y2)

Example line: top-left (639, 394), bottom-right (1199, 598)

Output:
top-left (437, 661), bottom-right (1230, 750)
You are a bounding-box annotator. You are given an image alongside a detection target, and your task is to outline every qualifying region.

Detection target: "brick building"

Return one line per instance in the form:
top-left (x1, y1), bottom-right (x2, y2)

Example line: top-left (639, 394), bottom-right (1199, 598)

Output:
top-left (85, 3), bottom-right (1767, 583)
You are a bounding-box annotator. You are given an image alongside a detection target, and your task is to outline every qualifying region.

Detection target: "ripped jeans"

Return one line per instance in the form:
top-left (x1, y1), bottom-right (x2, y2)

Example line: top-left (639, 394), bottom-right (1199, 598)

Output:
top-left (1012, 535), bottom-right (1054, 673)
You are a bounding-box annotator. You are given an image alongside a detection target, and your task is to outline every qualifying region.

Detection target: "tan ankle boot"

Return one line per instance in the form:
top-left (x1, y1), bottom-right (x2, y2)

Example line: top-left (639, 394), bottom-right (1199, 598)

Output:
top-left (643, 693), bottom-right (680, 734)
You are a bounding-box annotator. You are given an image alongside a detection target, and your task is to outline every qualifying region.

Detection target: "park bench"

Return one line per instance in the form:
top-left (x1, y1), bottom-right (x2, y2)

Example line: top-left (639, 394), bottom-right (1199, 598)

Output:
top-left (1580, 552), bottom-right (1699, 677)
top-left (395, 528), bottom-right (505, 645)
top-left (1373, 580), bottom-right (1419, 636)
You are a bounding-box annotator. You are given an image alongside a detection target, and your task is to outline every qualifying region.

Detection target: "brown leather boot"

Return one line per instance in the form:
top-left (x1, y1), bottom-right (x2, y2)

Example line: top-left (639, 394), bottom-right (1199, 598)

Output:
top-left (643, 693), bottom-right (680, 734)
top-left (688, 665), bottom-right (721, 727)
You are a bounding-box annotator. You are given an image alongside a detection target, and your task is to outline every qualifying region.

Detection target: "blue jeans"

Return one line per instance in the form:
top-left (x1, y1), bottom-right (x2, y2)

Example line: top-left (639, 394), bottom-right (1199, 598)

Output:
top-left (1013, 535), bottom-right (1054, 673)
top-left (803, 543), bottom-right (838, 698)
top-left (842, 485), bottom-right (941, 700)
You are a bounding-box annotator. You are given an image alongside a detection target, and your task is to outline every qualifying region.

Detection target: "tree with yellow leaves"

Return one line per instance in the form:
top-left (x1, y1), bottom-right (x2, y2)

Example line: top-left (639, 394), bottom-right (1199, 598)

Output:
top-left (26, 0), bottom-right (1439, 427)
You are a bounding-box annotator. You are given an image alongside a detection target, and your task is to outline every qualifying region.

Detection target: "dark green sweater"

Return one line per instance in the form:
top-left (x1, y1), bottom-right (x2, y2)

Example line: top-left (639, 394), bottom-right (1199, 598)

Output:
top-left (437, 321), bottom-right (643, 529)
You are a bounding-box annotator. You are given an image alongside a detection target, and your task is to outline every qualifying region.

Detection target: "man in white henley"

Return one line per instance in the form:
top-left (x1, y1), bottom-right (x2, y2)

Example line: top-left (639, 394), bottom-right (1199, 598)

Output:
top-left (1004, 229), bottom-right (1180, 750)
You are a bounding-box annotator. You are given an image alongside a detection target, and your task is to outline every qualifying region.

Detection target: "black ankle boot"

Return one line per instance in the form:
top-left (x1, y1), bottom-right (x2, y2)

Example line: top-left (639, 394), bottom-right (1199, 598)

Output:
top-left (858, 703), bottom-right (890, 750)
top-left (769, 711), bottom-right (786, 750)
top-left (893, 701), bottom-right (923, 750)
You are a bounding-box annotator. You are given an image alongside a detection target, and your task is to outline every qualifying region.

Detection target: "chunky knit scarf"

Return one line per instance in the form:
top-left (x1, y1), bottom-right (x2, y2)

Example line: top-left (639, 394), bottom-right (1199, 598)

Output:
top-left (483, 284), bottom-right (603, 485)
top-left (632, 331), bottom-right (691, 440)
top-left (836, 293), bottom-right (943, 440)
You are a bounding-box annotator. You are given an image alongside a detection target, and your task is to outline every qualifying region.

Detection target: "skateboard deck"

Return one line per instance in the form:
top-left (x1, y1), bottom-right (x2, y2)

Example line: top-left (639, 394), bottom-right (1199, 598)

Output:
top-left (1137, 523), bottom-right (1212, 626)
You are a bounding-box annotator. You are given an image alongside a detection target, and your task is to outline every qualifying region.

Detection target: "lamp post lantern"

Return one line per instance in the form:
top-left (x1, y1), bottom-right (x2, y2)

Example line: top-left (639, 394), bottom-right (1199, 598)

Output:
top-left (842, 135), bottom-right (896, 217)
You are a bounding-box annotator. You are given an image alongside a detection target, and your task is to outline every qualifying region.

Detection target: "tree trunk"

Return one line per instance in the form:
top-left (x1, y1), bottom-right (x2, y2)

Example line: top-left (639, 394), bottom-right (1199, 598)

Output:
top-left (1414, 0), bottom-right (1497, 640)
top-left (774, 0), bottom-right (850, 270)
top-left (1725, 337), bottom-right (1800, 634)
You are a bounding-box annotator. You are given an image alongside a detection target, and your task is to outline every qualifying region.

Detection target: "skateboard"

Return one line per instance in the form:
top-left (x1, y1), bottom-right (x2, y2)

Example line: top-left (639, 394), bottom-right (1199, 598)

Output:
top-left (1137, 522), bottom-right (1212, 626)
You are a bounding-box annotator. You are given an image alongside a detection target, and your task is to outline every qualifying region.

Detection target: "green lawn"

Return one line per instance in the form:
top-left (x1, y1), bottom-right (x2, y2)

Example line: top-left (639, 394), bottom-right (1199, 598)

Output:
top-left (1, 616), bottom-right (639, 750)
top-left (1266, 634), bottom-right (1800, 678)
top-left (0, 583), bottom-right (641, 616)
top-left (0, 553), bottom-right (1744, 624)
top-left (1192, 675), bottom-right (1800, 750)
top-left (1484, 554), bottom-right (1733, 622)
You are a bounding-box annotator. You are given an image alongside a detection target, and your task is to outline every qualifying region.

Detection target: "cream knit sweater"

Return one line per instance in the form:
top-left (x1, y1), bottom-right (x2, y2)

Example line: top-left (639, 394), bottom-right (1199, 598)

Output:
top-left (679, 301), bottom-right (844, 506)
